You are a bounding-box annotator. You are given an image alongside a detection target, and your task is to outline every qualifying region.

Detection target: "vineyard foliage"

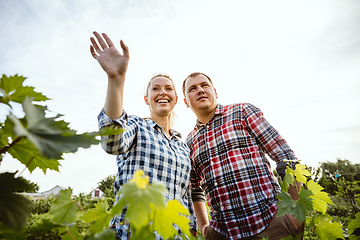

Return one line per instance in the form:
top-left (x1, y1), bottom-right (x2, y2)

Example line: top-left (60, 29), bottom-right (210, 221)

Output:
top-left (277, 163), bottom-right (360, 239)
top-left (0, 74), bottom-right (359, 239)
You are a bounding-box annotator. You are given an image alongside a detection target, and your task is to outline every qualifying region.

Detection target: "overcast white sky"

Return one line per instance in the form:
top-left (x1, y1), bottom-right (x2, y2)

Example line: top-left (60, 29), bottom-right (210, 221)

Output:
top-left (1, 0), bottom-right (359, 195)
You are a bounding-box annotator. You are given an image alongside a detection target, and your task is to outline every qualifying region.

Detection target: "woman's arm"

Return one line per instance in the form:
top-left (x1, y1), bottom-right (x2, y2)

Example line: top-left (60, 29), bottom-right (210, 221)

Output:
top-left (90, 31), bottom-right (129, 119)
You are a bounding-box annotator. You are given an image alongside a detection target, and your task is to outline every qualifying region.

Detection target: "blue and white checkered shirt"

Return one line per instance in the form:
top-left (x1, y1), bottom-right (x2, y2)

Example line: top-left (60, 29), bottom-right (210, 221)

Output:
top-left (98, 109), bottom-right (196, 239)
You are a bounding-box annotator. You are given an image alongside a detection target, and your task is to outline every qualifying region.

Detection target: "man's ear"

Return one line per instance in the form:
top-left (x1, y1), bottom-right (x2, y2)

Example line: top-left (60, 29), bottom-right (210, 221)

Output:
top-left (214, 88), bottom-right (218, 99)
top-left (144, 96), bottom-right (149, 105)
top-left (183, 98), bottom-right (189, 108)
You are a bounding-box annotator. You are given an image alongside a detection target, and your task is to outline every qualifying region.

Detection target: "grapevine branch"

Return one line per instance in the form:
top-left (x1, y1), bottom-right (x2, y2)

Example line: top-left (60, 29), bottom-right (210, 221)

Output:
top-left (0, 136), bottom-right (23, 162)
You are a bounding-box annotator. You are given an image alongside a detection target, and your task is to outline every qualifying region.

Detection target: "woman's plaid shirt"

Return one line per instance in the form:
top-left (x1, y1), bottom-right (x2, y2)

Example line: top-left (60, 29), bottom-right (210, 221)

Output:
top-left (98, 110), bottom-right (196, 239)
top-left (186, 103), bottom-right (297, 239)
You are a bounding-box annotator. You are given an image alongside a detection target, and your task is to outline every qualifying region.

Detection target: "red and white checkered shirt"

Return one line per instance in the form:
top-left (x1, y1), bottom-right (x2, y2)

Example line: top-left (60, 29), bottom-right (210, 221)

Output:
top-left (186, 103), bottom-right (297, 239)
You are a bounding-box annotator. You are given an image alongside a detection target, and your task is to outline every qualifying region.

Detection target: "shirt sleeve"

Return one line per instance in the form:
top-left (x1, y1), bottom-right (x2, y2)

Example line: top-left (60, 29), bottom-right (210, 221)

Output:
top-left (186, 187), bottom-right (198, 231)
top-left (191, 188), bottom-right (206, 202)
top-left (97, 109), bottom-right (137, 155)
top-left (243, 103), bottom-right (297, 164)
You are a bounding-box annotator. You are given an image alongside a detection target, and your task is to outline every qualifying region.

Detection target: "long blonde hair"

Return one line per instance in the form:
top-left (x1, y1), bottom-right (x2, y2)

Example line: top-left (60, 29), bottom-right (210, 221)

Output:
top-left (145, 73), bottom-right (177, 129)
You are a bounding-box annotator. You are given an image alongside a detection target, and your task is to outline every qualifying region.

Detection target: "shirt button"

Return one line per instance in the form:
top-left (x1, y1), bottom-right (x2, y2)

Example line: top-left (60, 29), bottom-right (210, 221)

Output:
top-left (221, 206), bottom-right (224, 210)
top-left (207, 125), bottom-right (210, 128)
top-left (207, 142), bottom-right (210, 146)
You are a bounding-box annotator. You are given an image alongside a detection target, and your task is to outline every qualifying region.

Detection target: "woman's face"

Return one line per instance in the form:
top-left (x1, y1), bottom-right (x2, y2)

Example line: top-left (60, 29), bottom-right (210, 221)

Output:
top-left (144, 77), bottom-right (178, 117)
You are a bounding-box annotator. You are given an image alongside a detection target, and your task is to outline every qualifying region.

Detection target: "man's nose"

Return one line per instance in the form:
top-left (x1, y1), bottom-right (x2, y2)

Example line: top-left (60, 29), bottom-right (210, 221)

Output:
top-left (197, 87), bottom-right (204, 94)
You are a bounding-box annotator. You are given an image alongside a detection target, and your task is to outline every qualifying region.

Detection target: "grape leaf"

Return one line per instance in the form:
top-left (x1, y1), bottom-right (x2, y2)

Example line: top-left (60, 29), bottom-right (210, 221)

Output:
top-left (290, 189), bottom-right (313, 223)
top-left (277, 192), bottom-right (296, 215)
top-left (348, 213), bottom-right (360, 239)
top-left (153, 199), bottom-right (191, 240)
top-left (315, 215), bottom-right (344, 240)
top-left (84, 229), bottom-right (116, 240)
top-left (8, 137), bottom-right (61, 173)
top-left (281, 173), bottom-right (294, 192)
top-left (98, 126), bottom-right (124, 136)
top-left (306, 180), bottom-right (333, 214)
top-left (0, 75), bottom-right (48, 106)
top-left (29, 218), bottom-right (64, 235)
top-left (10, 97), bottom-right (100, 159)
top-left (0, 172), bottom-right (33, 232)
top-left (0, 223), bottom-right (26, 240)
top-left (131, 227), bottom-right (156, 240)
top-left (48, 188), bottom-right (77, 224)
top-left (110, 171), bottom-right (167, 230)
top-left (62, 225), bottom-right (83, 240)
top-left (117, 181), bottom-right (167, 230)
top-left (293, 164), bottom-right (311, 184)
top-left (82, 200), bottom-right (112, 233)
top-left (277, 189), bottom-right (313, 223)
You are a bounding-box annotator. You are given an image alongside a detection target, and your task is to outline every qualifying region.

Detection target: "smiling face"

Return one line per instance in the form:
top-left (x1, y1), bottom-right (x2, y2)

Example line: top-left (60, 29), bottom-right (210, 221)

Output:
top-left (183, 73), bottom-right (217, 115)
top-left (144, 76), bottom-right (178, 118)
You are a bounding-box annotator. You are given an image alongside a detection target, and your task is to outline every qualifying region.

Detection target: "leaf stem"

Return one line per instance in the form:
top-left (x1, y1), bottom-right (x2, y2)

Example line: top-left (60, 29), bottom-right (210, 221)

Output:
top-left (0, 136), bottom-right (23, 160)
top-left (17, 156), bottom-right (35, 177)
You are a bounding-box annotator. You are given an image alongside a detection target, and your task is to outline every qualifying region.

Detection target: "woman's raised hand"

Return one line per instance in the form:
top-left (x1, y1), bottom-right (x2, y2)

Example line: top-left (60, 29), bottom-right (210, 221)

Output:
top-left (90, 31), bottom-right (129, 79)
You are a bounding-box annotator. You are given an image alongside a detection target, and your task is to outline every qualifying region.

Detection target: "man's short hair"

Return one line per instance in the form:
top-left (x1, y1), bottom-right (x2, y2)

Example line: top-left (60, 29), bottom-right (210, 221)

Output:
top-left (182, 72), bottom-right (214, 97)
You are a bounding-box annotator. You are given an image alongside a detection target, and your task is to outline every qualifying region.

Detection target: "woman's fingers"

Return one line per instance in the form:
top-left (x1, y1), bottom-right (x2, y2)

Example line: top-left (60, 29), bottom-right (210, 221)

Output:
top-left (93, 31), bottom-right (108, 50)
top-left (90, 36), bottom-right (102, 54)
top-left (90, 45), bottom-right (97, 59)
top-left (102, 33), bottom-right (114, 47)
top-left (120, 40), bottom-right (130, 59)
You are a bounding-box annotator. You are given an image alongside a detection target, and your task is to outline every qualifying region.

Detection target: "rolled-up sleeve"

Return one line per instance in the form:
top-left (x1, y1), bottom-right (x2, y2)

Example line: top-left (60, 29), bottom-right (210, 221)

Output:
top-left (244, 103), bottom-right (297, 163)
top-left (97, 109), bottom-right (137, 155)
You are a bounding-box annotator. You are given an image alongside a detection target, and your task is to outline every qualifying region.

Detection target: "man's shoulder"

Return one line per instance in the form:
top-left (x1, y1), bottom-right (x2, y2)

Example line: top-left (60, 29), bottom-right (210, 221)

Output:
top-left (222, 102), bottom-right (260, 113)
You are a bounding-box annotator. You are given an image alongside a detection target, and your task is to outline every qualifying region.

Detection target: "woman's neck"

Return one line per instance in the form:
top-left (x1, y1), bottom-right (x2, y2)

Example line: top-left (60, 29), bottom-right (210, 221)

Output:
top-left (150, 114), bottom-right (171, 138)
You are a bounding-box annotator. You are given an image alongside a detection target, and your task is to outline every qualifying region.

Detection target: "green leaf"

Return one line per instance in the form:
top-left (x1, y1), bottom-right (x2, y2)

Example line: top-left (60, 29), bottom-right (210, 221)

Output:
top-left (290, 189), bottom-right (313, 223)
top-left (153, 199), bottom-right (191, 239)
top-left (315, 215), bottom-right (344, 239)
top-left (281, 174), bottom-right (294, 192)
top-left (8, 137), bottom-right (61, 173)
top-left (0, 172), bottom-right (33, 232)
top-left (113, 181), bottom-right (167, 230)
top-left (277, 192), bottom-right (296, 215)
top-left (348, 213), bottom-right (360, 239)
top-left (0, 223), bottom-right (26, 240)
top-left (277, 189), bottom-right (313, 223)
top-left (306, 180), bottom-right (333, 214)
top-left (131, 227), bottom-right (156, 240)
top-left (98, 126), bottom-right (124, 136)
top-left (62, 225), bottom-right (83, 240)
top-left (109, 171), bottom-right (168, 235)
top-left (84, 229), bottom-right (116, 240)
top-left (0, 75), bottom-right (48, 106)
top-left (82, 200), bottom-right (113, 233)
top-left (0, 119), bottom-right (12, 147)
top-left (293, 164), bottom-right (311, 184)
top-left (48, 188), bottom-right (78, 224)
top-left (29, 218), bottom-right (64, 235)
top-left (10, 97), bottom-right (100, 159)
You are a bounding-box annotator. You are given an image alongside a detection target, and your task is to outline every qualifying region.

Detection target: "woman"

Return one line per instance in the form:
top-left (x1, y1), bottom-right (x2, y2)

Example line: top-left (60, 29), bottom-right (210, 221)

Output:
top-left (90, 31), bottom-right (196, 239)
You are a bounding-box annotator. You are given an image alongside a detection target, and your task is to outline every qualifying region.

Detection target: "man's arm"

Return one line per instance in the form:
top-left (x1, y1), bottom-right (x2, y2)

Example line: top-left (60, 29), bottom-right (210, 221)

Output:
top-left (193, 201), bottom-right (209, 236)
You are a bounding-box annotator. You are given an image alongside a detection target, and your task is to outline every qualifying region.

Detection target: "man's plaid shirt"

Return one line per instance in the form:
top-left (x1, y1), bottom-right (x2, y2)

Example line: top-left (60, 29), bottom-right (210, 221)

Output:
top-left (186, 103), bottom-right (297, 239)
top-left (98, 109), bottom-right (196, 239)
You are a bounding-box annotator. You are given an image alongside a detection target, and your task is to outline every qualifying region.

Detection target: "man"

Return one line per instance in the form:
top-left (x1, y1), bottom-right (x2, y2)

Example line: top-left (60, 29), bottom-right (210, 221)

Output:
top-left (182, 72), bottom-right (302, 240)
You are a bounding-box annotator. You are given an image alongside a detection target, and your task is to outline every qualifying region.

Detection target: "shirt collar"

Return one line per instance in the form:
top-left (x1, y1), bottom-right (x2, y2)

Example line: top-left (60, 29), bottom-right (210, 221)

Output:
top-left (194, 104), bottom-right (224, 129)
top-left (145, 118), bottom-right (182, 139)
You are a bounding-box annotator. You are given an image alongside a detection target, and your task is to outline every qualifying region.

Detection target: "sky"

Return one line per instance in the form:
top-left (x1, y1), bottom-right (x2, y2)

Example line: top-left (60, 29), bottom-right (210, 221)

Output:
top-left (0, 0), bottom-right (359, 195)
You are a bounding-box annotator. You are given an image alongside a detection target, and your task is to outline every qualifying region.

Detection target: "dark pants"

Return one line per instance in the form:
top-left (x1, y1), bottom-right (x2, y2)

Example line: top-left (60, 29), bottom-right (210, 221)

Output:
top-left (204, 213), bottom-right (303, 240)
